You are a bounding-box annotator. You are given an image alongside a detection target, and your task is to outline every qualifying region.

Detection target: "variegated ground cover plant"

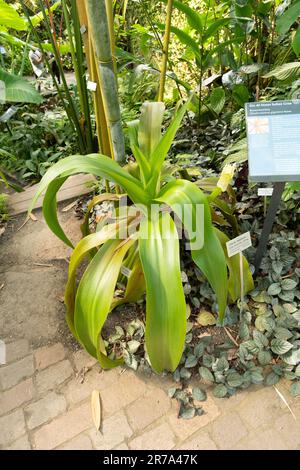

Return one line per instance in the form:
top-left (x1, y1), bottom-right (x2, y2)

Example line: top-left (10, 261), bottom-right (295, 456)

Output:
top-left (29, 100), bottom-right (253, 373)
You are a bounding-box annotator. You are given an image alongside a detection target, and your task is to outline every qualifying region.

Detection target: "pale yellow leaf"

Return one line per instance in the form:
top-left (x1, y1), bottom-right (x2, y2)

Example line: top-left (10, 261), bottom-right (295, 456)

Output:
top-left (91, 390), bottom-right (102, 431)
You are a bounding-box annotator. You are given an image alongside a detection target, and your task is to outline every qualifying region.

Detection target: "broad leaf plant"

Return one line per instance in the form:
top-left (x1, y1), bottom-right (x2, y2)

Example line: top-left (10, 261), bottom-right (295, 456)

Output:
top-left (29, 100), bottom-right (253, 373)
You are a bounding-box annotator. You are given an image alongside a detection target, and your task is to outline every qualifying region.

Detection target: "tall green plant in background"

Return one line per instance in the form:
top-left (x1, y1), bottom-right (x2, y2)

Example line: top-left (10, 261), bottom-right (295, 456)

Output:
top-left (158, 0), bottom-right (173, 101)
top-left (29, 100), bottom-right (253, 373)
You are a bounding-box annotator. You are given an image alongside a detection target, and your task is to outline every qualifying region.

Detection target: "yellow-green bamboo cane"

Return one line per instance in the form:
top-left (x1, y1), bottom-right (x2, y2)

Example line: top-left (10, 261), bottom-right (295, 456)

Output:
top-left (158, 0), bottom-right (173, 102)
top-left (86, 0), bottom-right (125, 163)
top-left (77, 0), bottom-right (112, 157)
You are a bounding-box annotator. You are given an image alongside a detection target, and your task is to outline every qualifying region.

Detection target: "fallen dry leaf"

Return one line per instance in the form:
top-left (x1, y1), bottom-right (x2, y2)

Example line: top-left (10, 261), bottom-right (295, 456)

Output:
top-left (91, 390), bottom-right (102, 431)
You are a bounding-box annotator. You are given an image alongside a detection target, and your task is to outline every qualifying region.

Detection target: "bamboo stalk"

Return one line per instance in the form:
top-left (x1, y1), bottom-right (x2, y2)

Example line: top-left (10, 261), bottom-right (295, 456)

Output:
top-left (158, 0), bottom-right (173, 102)
top-left (86, 0), bottom-right (125, 163)
top-left (70, 0), bottom-right (94, 152)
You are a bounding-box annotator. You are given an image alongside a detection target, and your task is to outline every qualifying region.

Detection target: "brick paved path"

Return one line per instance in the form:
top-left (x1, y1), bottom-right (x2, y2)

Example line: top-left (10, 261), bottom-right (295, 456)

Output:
top-left (1, 208), bottom-right (299, 450)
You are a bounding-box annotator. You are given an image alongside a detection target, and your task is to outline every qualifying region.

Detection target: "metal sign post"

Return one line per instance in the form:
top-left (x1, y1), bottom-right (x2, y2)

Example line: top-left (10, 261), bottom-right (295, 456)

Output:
top-left (245, 100), bottom-right (300, 276)
top-left (253, 182), bottom-right (285, 277)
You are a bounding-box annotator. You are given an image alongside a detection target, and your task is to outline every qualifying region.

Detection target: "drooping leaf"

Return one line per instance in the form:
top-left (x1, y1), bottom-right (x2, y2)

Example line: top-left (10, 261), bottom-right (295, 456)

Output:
top-left (0, 68), bottom-right (42, 104)
top-left (139, 212), bottom-right (186, 373)
top-left (75, 237), bottom-right (135, 367)
top-left (156, 180), bottom-right (228, 321)
top-left (29, 154), bottom-right (150, 245)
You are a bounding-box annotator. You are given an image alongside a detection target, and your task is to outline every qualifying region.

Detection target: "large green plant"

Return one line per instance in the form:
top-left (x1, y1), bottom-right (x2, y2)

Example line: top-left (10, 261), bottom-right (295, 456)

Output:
top-left (29, 100), bottom-right (253, 373)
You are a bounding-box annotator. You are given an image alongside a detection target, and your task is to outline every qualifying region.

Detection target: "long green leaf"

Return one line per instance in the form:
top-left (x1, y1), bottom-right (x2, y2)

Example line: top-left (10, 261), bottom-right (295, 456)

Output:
top-left (29, 155), bottom-right (150, 247)
top-left (156, 23), bottom-right (201, 62)
top-left (65, 221), bottom-right (128, 336)
top-left (139, 212), bottom-right (186, 373)
top-left (138, 101), bottom-right (165, 159)
top-left (147, 98), bottom-right (190, 194)
top-left (167, 0), bottom-right (203, 33)
top-left (156, 179), bottom-right (228, 321)
top-left (75, 237), bottom-right (135, 367)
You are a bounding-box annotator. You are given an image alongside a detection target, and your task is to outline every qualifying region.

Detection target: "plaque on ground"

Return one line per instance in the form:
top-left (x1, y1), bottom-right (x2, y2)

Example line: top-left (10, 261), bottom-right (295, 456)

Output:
top-left (245, 100), bottom-right (300, 182)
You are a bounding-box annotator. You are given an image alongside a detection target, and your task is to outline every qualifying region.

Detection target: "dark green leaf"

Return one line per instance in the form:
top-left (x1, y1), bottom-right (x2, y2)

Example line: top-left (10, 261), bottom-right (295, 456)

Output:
top-left (213, 384), bottom-right (228, 398)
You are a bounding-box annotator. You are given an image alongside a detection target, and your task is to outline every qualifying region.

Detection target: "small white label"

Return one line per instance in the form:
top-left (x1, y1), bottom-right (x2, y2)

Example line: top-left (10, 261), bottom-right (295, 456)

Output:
top-left (226, 232), bottom-right (252, 257)
top-left (121, 266), bottom-right (131, 278)
top-left (0, 105), bottom-right (18, 123)
top-left (0, 46), bottom-right (6, 54)
top-left (258, 187), bottom-right (273, 196)
top-left (87, 80), bottom-right (97, 91)
top-left (80, 24), bottom-right (87, 34)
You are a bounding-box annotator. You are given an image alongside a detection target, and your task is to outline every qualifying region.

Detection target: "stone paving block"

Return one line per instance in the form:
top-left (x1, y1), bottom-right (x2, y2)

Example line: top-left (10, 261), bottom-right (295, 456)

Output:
top-left (126, 387), bottom-right (171, 432)
top-left (65, 368), bottom-right (118, 406)
top-left (25, 392), bottom-right (67, 429)
top-left (114, 442), bottom-right (129, 450)
top-left (168, 394), bottom-right (220, 440)
top-left (5, 339), bottom-right (30, 363)
top-left (129, 422), bottom-right (176, 450)
top-left (0, 409), bottom-right (26, 448)
top-left (177, 431), bottom-right (218, 450)
top-left (89, 411), bottom-right (133, 450)
top-left (237, 387), bottom-right (283, 429)
top-left (233, 429), bottom-right (288, 450)
top-left (0, 355), bottom-right (34, 390)
top-left (0, 378), bottom-right (34, 416)
top-left (35, 343), bottom-right (65, 370)
top-left (6, 434), bottom-right (31, 450)
top-left (211, 411), bottom-right (248, 450)
top-left (57, 434), bottom-right (93, 450)
top-left (36, 359), bottom-right (73, 393)
top-left (274, 409), bottom-right (300, 449)
top-left (72, 349), bottom-right (97, 372)
top-left (33, 402), bottom-right (92, 450)
top-left (100, 370), bottom-right (147, 418)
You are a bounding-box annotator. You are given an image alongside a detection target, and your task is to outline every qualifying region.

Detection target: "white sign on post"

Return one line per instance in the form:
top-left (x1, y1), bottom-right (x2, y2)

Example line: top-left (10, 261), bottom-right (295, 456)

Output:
top-left (226, 232), bottom-right (252, 314)
top-left (226, 232), bottom-right (252, 258)
top-left (257, 187), bottom-right (273, 196)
